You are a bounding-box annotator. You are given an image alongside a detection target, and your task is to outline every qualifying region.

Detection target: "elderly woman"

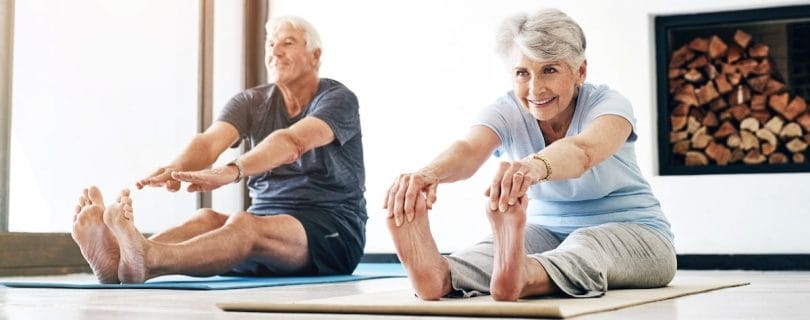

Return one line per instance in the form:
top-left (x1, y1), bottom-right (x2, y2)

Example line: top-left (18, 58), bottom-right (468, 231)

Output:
top-left (385, 8), bottom-right (675, 301)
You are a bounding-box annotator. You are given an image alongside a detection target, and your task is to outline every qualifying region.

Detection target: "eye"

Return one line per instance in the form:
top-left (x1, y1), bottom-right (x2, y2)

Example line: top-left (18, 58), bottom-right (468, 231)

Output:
top-left (515, 70), bottom-right (529, 77)
top-left (543, 67), bottom-right (558, 74)
top-left (266, 41), bottom-right (275, 48)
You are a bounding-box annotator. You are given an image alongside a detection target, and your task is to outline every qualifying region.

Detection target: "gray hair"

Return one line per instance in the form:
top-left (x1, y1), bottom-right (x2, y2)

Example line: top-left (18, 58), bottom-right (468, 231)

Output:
top-left (266, 15), bottom-right (322, 53)
top-left (495, 8), bottom-right (586, 69)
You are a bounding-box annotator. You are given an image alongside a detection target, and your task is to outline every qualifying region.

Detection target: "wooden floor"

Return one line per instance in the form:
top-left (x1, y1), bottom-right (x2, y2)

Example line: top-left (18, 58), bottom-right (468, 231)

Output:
top-left (1, 270), bottom-right (808, 319)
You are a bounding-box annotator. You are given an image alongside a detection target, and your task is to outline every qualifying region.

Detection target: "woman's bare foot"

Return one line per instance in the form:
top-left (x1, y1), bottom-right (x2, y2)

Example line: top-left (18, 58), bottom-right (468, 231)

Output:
top-left (387, 193), bottom-right (451, 300)
top-left (71, 186), bottom-right (120, 284)
top-left (487, 195), bottom-right (532, 301)
top-left (103, 189), bottom-right (150, 284)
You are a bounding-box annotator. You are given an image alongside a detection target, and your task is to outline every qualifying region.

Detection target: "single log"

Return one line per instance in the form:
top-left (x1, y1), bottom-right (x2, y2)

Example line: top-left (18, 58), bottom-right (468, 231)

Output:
top-left (714, 121), bottom-right (737, 138)
top-left (705, 64), bottom-right (718, 80)
top-left (727, 133), bottom-right (742, 148)
top-left (702, 111), bottom-right (719, 127)
top-left (696, 82), bottom-right (719, 105)
top-left (798, 113), bottom-right (810, 131)
top-left (673, 140), bottom-right (690, 155)
top-left (793, 152), bottom-right (805, 164)
top-left (671, 115), bottom-right (687, 131)
top-left (728, 104), bottom-right (751, 121)
top-left (740, 130), bottom-right (760, 150)
top-left (669, 68), bottom-right (686, 79)
top-left (726, 45), bottom-right (743, 63)
top-left (684, 68), bottom-right (704, 83)
top-left (743, 150), bottom-right (766, 164)
top-left (731, 147), bottom-right (745, 162)
top-left (747, 75), bottom-right (770, 93)
top-left (734, 29), bottom-right (752, 48)
top-left (672, 104), bottom-right (689, 116)
top-left (764, 79), bottom-right (785, 95)
top-left (689, 37), bottom-right (710, 52)
top-left (769, 93), bottom-right (790, 117)
top-left (749, 43), bottom-right (769, 58)
top-left (768, 152), bottom-right (788, 164)
top-left (710, 98), bottom-right (728, 111)
top-left (750, 110), bottom-right (772, 125)
top-left (740, 117), bottom-right (760, 132)
top-left (691, 127), bottom-right (713, 149)
top-left (705, 141), bottom-right (732, 165)
top-left (752, 59), bottom-right (771, 75)
top-left (784, 97), bottom-right (808, 121)
top-left (756, 128), bottom-right (778, 148)
top-left (786, 138), bottom-right (808, 153)
top-left (727, 72), bottom-right (742, 86)
top-left (670, 78), bottom-right (686, 94)
top-left (674, 84), bottom-right (698, 106)
top-left (685, 151), bottom-right (709, 166)
top-left (735, 59), bottom-right (758, 77)
top-left (764, 116), bottom-right (785, 134)
top-left (708, 35), bottom-right (728, 59)
top-left (688, 55), bottom-right (709, 69)
top-left (687, 116), bottom-right (702, 134)
top-left (670, 45), bottom-right (695, 68)
top-left (670, 130), bottom-right (689, 142)
top-left (762, 143), bottom-right (777, 156)
top-left (714, 75), bottom-right (733, 94)
top-left (750, 94), bottom-right (767, 110)
top-left (779, 122), bottom-right (803, 139)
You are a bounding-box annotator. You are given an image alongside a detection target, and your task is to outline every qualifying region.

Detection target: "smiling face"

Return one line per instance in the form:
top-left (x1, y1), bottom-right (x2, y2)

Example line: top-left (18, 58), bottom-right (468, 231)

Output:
top-left (265, 23), bottom-right (320, 86)
top-left (510, 50), bottom-right (586, 123)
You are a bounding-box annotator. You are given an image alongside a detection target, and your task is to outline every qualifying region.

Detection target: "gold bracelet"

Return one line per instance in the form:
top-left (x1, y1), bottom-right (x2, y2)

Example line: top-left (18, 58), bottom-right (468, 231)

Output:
top-left (531, 154), bottom-right (552, 183)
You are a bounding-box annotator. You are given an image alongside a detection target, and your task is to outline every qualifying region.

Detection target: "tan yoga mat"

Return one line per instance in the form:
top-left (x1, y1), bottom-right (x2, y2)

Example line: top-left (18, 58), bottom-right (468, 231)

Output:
top-left (218, 278), bottom-right (748, 318)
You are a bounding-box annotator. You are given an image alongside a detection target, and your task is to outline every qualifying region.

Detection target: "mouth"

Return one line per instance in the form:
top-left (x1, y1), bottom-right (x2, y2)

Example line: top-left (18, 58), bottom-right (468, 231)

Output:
top-left (527, 96), bottom-right (555, 107)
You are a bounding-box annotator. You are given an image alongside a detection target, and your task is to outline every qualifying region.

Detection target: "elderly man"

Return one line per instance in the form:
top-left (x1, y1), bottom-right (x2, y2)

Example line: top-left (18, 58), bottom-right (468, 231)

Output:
top-left (71, 16), bottom-right (366, 284)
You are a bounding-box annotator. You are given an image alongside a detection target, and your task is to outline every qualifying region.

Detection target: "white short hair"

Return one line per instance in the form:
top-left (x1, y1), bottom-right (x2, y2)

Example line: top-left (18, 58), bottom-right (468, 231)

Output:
top-left (265, 15), bottom-right (322, 53)
top-left (495, 8), bottom-right (586, 69)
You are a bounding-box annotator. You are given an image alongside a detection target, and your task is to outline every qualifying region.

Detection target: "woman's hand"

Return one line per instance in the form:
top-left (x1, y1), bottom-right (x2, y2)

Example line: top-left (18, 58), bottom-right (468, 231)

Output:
top-left (384, 169), bottom-right (439, 227)
top-left (171, 166), bottom-right (238, 192)
top-left (136, 166), bottom-right (182, 192)
top-left (485, 160), bottom-right (542, 212)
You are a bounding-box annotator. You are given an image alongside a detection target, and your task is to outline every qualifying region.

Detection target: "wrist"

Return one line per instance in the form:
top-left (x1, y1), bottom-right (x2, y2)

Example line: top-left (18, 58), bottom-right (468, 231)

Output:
top-left (418, 167), bottom-right (440, 184)
top-left (531, 154), bottom-right (552, 183)
top-left (225, 158), bottom-right (244, 183)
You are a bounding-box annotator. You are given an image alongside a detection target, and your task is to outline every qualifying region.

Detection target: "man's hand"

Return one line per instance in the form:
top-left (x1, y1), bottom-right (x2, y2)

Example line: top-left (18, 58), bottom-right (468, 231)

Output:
top-left (171, 166), bottom-right (239, 192)
top-left (384, 168), bottom-right (439, 227)
top-left (136, 167), bottom-right (182, 192)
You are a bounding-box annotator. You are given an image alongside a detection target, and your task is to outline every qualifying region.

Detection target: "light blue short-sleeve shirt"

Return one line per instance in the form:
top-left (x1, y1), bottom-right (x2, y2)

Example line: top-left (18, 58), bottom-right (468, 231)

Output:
top-left (475, 83), bottom-right (673, 242)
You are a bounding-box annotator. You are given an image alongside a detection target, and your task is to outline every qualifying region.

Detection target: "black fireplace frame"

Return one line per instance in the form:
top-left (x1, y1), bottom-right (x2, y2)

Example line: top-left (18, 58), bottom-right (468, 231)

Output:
top-left (655, 5), bottom-right (810, 175)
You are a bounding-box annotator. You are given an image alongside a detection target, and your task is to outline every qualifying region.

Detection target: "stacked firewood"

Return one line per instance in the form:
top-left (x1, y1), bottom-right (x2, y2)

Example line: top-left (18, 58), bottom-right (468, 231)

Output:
top-left (668, 29), bottom-right (810, 166)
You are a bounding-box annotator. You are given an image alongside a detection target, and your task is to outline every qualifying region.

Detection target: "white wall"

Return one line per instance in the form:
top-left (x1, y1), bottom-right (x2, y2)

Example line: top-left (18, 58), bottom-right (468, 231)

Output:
top-left (270, 0), bottom-right (810, 254)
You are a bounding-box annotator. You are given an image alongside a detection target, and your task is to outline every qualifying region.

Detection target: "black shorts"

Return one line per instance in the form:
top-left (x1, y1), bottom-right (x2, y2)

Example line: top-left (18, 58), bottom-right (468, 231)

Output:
top-left (227, 209), bottom-right (366, 276)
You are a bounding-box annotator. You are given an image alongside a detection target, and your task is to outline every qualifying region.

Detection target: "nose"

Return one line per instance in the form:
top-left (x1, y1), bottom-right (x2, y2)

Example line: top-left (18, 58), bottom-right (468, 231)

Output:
top-left (528, 76), bottom-right (543, 97)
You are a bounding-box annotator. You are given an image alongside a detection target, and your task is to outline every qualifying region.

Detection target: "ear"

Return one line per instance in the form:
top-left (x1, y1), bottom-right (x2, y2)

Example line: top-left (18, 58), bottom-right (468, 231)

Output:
top-left (312, 48), bottom-right (322, 63)
top-left (578, 59), bottom-right (588, 84)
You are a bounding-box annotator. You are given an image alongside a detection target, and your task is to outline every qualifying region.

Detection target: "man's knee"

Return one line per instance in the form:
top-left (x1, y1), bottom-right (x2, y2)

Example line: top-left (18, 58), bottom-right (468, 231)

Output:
top-left (191, 208), bottom-right (228, 226)
top-left (224, 211), bottom-right (255, 229)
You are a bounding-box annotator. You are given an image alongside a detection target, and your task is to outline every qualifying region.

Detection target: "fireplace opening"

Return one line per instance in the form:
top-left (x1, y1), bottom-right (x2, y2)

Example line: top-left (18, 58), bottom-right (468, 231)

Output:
top-left (655, 5), bottom-right (810, 175)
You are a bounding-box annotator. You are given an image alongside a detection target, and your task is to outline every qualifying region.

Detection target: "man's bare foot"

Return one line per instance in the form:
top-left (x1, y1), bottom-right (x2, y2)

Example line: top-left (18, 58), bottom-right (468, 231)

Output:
top-left (72, 186), bottom-right (120, 284)
top-left (387, 193), bottom-right (451, 300)
top-left (487, 195), bottom-right (531, 301)
top-left (103, 189), bottom-right (150, 284)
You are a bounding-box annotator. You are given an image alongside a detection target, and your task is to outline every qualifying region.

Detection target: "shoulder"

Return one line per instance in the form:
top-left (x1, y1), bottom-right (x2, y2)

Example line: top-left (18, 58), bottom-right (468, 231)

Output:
top-left (579, 83), bottom-right (630, 109)
top-left (316, 78), bottom-right (357, 100)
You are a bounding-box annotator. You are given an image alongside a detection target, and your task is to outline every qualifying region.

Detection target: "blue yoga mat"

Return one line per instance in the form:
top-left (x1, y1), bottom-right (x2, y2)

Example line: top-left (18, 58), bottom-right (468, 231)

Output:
top-left (0, 263), bottom-right (405, 290)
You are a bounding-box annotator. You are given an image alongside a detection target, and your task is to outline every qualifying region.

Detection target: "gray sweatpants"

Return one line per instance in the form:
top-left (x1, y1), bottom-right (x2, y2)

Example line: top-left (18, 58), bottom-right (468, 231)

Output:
top-left (445, 222), bottom-right (676, 298)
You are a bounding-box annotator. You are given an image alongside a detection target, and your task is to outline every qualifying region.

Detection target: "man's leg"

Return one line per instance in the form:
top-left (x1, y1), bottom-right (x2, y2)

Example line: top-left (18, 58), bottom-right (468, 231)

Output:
top-left (487, 196), bottom-right (559, 301)
top-left (71, 186), bottom-right (120, 284)
top-left (104, 189), bottom-right (310, 283)
top-left (148, 208), bottom-right (228, 243)
top-left (387, 193), bottom-right (452, 300)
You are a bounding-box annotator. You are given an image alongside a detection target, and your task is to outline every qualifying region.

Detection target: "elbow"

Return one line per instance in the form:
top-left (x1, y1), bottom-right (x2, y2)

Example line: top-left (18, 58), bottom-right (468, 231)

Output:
top-left (271, 130), bottom-right (307, 163)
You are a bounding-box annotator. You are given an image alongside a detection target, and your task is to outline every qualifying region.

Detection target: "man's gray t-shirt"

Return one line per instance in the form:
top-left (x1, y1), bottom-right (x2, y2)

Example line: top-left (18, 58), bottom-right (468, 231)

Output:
top-left (217, 78), bottom-right (366, 221)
